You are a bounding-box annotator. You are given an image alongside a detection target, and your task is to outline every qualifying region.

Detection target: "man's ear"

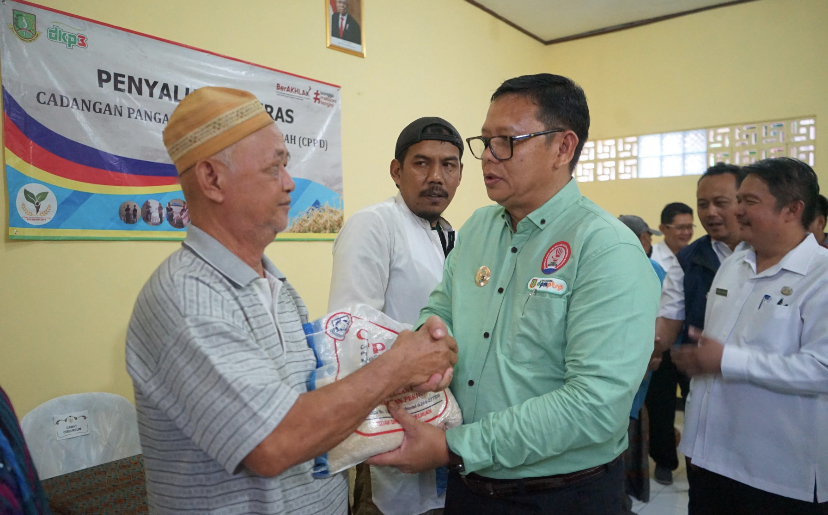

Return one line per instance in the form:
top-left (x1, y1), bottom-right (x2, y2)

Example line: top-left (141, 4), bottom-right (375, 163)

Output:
top-left (390, 159), bottom-right (402, 189)
top-left (784, 199), bottom-right (805, 224)
top-left (458, 163), bottom-right (463, 183)
top-left (659, 223), bottom-right (668, 234)
top-left (555, 131), bottom-right (579, 171)
top-left (192, 158), bottom-right (225, 203)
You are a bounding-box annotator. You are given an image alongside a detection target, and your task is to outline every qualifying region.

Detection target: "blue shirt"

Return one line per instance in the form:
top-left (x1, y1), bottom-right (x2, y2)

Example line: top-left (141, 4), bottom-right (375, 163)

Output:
top-left (628, 259), bottom-right (666, 419)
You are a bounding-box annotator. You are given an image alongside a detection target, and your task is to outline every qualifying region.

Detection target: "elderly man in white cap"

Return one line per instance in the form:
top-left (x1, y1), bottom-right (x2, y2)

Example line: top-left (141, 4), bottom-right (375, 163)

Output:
top-left (126, 87), bottom-right (457, 514)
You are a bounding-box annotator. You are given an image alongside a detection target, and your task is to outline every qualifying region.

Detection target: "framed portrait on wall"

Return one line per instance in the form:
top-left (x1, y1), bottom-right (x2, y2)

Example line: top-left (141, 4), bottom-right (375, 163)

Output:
top-left (326, 0), bottom-right (364, 58)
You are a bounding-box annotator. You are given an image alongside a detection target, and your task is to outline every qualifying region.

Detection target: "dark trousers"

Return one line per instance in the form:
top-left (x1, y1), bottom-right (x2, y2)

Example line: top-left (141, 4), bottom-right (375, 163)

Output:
top-left (624, 411), bottom-right (650, 503)
top-left (644, 349), bottom-right (689, 470)
top-left (686, 457), bottom-right (701, 515)
top-left (444, 458), bottom-right (624, 515)
top-left (689, 462), bottom-right (828, 515)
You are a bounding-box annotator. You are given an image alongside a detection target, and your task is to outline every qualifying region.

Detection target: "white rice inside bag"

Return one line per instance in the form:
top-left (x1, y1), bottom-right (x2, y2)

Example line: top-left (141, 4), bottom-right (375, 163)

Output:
top-left (305, 304), bottom-right (463, 477)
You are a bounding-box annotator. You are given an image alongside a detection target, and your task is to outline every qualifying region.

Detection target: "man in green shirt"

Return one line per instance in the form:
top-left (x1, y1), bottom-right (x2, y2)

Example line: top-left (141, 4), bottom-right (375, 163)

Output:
top-left (368, 74), bottom-right (659, 514)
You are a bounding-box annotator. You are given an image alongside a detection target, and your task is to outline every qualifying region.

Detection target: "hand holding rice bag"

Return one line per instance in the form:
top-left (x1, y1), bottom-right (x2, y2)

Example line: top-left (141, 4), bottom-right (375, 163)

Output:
top-left (305, 304), bottom-right (463, 477)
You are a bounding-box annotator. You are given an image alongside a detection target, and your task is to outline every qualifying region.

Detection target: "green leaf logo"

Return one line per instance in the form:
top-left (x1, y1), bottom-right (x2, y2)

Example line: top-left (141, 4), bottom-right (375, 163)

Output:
top-left (23, 189), bottom-right (47, 213)
top-left (17, 184), bottom-right (56, 223)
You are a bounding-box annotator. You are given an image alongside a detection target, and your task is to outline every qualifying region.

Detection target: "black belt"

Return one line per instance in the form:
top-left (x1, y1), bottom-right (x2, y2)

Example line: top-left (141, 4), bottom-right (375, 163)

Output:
top-left (459, 456), bottom-right (621, 499)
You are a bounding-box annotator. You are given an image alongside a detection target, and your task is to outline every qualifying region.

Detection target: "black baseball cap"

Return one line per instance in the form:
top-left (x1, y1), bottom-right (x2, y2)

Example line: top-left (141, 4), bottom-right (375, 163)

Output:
top-left (394, 117), bottom-right (464, 161)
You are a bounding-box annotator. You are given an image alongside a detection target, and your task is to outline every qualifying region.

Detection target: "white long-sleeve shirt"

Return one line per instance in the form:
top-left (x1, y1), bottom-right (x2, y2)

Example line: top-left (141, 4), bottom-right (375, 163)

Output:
top-left (328, 193), bottom-right (452, 515)
top-left (679, 234), bottom-right (828, 502)
top-left (658, 238), bottom-right (742, 320)
top-left (328, 194), bottom-right (451, 324)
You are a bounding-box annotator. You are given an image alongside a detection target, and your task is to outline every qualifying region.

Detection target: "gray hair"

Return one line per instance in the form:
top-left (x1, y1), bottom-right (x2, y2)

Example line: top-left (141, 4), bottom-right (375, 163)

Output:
top-left (211, 141), bottom-right (240, 171)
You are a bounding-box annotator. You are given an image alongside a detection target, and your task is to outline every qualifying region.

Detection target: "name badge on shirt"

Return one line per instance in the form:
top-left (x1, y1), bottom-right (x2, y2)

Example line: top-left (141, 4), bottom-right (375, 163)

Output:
top-left (715, 288), bottom-right (728, 297)
top-left (528, 277), bottom-right (568, 295)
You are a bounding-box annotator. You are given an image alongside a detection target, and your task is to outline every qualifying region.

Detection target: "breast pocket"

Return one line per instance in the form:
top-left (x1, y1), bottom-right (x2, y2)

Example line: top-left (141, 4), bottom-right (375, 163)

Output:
top-left (502, 294), bottom-right (567, 370)
top-left (743, 304), bottom-right (799, 353)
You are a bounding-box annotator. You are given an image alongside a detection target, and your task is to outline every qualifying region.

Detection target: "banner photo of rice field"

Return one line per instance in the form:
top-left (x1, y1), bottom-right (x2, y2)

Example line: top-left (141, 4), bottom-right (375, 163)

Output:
top-left (2, 0), bottom-right (343, 241)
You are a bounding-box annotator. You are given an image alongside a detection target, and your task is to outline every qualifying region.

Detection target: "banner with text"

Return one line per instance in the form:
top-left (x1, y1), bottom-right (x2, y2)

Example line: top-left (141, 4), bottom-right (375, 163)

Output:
top-left (2, 0), bottom-right (342, 240)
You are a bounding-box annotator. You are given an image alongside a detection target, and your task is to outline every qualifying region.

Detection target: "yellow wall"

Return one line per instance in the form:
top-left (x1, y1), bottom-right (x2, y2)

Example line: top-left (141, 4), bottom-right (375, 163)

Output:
top-left (0, 0), bottom-right (547, 416)
top-left (3, 0), bottom-right (827, 418)
top-left (546, 0), bottom-right (828, 231)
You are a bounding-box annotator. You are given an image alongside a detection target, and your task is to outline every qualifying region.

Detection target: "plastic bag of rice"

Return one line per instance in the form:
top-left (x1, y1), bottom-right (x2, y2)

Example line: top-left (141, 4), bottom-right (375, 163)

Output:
top-left (304, 304), bottom-right (463, 477)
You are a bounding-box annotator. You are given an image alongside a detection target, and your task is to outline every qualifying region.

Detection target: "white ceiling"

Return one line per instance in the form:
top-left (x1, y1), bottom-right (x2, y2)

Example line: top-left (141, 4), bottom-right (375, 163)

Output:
top-left (468, 0), bottom-right (755, 43)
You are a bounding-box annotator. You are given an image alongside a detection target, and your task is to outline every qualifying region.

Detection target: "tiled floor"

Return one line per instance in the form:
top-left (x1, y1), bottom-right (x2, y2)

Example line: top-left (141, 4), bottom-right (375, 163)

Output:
top-left (631, 411), bottom-right (689, 515)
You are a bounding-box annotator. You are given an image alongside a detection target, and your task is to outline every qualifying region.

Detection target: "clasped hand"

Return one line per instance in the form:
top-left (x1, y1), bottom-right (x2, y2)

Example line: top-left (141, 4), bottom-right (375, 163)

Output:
top-left (392, 316), bottom-right (458, 393)
top-left (365, 316), bottom-right (457, 473)
top-left (672, 326), bottom-right (724, 377)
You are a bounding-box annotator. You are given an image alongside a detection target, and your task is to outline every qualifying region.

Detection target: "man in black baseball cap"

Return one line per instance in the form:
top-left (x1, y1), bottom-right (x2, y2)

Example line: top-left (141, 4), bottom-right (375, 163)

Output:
top-left (329, 116), bottom-right (463, 515)
top-left (391, 116), bottom-right (464, 228)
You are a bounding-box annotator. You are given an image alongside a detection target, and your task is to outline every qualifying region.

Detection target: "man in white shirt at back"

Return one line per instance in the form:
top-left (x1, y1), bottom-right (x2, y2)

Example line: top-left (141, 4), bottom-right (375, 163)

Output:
top-left (673, 157), bottom-right (828, 514)
top-left (645, 202), bottom-right (694, 485)
top-left (328, 117), bottom-right (464, 515)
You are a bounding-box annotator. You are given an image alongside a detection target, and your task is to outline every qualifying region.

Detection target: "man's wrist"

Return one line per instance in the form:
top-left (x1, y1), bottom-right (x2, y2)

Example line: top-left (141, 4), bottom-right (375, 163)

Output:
top-left (367, 346), bottom-right (412, 395)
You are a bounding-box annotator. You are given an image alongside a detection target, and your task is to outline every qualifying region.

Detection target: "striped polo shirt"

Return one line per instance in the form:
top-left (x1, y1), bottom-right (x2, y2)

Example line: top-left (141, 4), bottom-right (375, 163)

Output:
top-left (126, 226), bottom-right (347, 514)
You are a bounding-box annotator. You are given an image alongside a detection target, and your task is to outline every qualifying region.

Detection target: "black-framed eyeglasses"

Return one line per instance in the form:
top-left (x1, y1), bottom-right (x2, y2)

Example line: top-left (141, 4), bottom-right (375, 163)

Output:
top-left (466, 129), bottom-right (564, 161)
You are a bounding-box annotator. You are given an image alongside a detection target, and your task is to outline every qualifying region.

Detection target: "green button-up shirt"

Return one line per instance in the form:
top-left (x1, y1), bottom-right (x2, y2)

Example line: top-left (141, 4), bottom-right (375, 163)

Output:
top-left (417, 180), bottom-right (660, 479)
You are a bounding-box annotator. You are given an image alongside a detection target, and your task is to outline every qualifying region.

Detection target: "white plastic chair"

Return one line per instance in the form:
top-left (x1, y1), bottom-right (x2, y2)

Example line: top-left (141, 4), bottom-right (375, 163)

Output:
top-left (20, 392), bottom-right (142, 480)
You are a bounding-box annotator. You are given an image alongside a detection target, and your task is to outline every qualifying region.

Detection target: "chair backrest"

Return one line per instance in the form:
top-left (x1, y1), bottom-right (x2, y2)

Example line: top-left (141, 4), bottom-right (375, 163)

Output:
top-left (20, 392), bottom-right (142, 480)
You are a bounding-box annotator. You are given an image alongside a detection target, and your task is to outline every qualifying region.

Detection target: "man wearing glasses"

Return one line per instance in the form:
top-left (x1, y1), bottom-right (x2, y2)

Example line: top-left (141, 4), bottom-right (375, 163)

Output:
top-left (368, 74), bottom-right (660, 514)
top-left (654, 203), bottom-right (696, 265)
top-left (645, 202), bottom-right (695, 486)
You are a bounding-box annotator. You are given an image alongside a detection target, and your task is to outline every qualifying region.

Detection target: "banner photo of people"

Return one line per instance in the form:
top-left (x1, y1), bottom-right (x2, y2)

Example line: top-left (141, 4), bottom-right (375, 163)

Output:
top-left (2, 0), bottom-right (343, 241)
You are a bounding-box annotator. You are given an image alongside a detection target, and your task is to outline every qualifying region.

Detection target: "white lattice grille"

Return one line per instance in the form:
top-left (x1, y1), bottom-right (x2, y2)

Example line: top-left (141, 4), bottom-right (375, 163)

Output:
top-left (575, 161), bottom-right (594, 182)
top-left (575, 117), bottom-right (817, 182)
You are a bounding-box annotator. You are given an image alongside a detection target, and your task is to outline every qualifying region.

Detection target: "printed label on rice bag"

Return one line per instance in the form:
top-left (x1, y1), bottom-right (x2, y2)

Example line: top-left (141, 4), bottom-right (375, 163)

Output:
top-left (322, 311), bottom-right (399, 380)
top-left (356, 388), bottom-right (449, 436)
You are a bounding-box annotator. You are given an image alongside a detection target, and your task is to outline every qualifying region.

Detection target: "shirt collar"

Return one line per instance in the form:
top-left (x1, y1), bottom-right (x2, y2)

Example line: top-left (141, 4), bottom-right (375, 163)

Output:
top-left (653, 241), bottom-right (677, 260)
top-left (710, 238), bottom-right (752, 263)
top-left (394, 192), bottom-right (453, 231)
top-left (182, 225), bottom-right (285, 287)
top-left (711, 239), bottom-right (731, 253)
top-left (499, 179), bottom-right (581, 232)
top-left (743, 233), bottom-right (816, 277)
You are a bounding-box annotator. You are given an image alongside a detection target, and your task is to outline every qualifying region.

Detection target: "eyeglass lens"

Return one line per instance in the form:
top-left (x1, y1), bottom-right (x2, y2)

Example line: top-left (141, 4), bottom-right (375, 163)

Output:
top-left (469, 136), bottom-right (512, 160)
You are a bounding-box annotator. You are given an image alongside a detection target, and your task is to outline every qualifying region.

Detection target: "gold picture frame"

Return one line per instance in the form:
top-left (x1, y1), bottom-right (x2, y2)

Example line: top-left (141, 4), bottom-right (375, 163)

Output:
top-left (325, 0), bottom-right (365, 58)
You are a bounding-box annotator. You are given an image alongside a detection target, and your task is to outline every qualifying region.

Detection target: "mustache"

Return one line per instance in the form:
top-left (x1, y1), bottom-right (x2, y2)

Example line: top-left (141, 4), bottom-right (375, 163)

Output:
top-left (420, 185), bottom-right (448, 198)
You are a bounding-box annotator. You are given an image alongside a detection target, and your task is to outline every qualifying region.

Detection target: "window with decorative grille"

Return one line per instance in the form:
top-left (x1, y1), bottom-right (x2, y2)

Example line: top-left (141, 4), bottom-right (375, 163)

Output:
top-left (575, 117), bottom-right (816, 182)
